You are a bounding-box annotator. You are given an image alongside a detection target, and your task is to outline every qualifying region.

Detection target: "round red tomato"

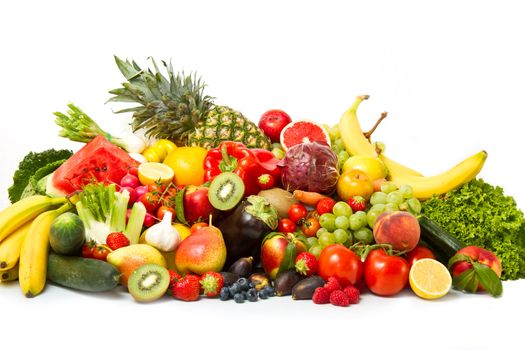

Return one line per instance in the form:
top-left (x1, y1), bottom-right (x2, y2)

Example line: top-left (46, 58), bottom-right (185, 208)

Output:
top-left (405, 246), bottom-right (436, 268)
top-left (364, 249), bottom-right (409, 296)
top-left (301, 217), bottom-right (320, 237)
top-left (318, 244), bottom-right (363, 287)
top-left (140, 192), bottom-right (160, 213)
top-left (156, 205), bottom-right (175, 221)
top-left (288, 203), bottom-right (307, 223)
top-left (92, 245), bottom-right (111, 261)
top-left (190, 222), bottom-right (208, 234)
top-left (316, 198), bottom-right (336, 215)
top-left (278, 218), bottom-right (296, 233)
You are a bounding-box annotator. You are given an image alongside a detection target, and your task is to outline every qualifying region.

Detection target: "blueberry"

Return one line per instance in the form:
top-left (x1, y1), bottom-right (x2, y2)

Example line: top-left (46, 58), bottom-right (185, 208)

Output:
top-left (258, 289), bottom-right (269, 299)
top-left (241, 291), bottom-right (248, 299)
top-left (248, 282), bottom-right (255, 289)
top-left (233, 293), bottom-right (245, 303)
top-left (219, 287), bottom-right (230, 301)
top-left (247, 288), bottom-right (258, 302)
top-left (229, 283), bottom-right (240, 297)
top-left (263, 286), bottom-right (275, 297)
top-left (237, 278), bottom-right (249, 291)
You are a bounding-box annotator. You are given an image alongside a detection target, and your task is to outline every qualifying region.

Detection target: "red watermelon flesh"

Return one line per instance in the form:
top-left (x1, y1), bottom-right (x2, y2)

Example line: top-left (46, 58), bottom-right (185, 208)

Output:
top-left (49, 135), bottom-right (139, 195)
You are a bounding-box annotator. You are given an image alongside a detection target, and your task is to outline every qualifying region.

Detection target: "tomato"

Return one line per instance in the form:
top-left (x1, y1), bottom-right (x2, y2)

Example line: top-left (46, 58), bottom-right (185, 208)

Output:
top-left (190, 222), bottom-right (208, 234)
top-left (92, 245), bottom-right (111, 261)
top-left (287, 203), bottom-right (307, 223)
top-left (364, 249), bottom-right (409, 296)
top-left (301, 217), bottom-right (321, 237)
top-left (157, 205), bottom-right (176, 221)
top-left (316, 197), bottom-right (336, 215)
top-left (161, 194), bottom-right (177, 208)
top-left (405, 246), bottom-right (436, 268)
top-left (277, 218), bottom-right (296, 233)
top-left (140, 192), bottom-right (160, 213)
top-left (318, 244), bottom-right (363, 287)
top-left (81, 242), bottom-right (94, 258)
top-left (148, 183), bottom-right (167, 195)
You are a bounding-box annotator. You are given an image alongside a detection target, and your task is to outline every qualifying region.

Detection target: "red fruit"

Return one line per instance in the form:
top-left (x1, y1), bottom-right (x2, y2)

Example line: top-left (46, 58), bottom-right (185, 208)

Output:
top-left (316, 197), bottom-right (336, 215)
top-left (343, 285), bottom-right (360, 304)
top-left (295, 252), bottom-right (318, 277)
top-left (318, 244), bottom-right (363, 287)
top-left (168, 270), bottom-right (181, 289)
top-left (91, 245), bottom-right (111, 261)
top-left (287, 203), bottom-right (308, 223)
top-left (258, 109), bottom-right (292, 143)
top-left (324, 277), bottom-right (342, 293)
top-left (312, 287), bottom-right (331, 304)
top-left (106, 232), bottom-right (130, 251)
top-left (329, 290), bottom-right (350, 307)
top-left (277, 218), bottom-right (296, 233)
top-left (256, 174), bottom-right (276, 190)
top-left (172, 274), bottom-right (201, 301)
top-left (81, 240), bottom-right (96, 258)
top-left (183, 186), bottom-right (218, 224)
top-left (200, 271), bottom-right (225, 297)
top-left (280, 120), bottom-right (331, 151)
top-left (347, 196), bottom-right (366, 212)
top-left (190, 222), bottom-right (208, 234)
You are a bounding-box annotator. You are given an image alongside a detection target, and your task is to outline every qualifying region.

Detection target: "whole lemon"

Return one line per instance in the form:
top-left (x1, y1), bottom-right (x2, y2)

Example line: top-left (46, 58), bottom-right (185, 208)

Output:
top-left (342, 155), bottom-right (388, 180)
top-left (163, 146), bottom-right (207, 186)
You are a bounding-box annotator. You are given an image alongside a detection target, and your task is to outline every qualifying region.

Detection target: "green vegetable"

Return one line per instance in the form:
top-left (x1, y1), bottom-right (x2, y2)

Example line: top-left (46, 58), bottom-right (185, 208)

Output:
top-left (20, 159), bottom-right (68, 199)
top-left (422, 178), bottom-right (525, 280)
top-left (49, 212), bottom-right (86, 255)
top-left (418, 216), bottom-right (465, 262)
top-left (8, 149), bottom-right (73, 203)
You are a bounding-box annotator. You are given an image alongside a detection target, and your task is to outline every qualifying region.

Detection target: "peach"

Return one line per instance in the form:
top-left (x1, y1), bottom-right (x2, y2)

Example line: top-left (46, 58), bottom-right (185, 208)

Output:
top-left (373, 211), bottom-right (420, 251)
top-left (450, 246), bottom-right (502, 291)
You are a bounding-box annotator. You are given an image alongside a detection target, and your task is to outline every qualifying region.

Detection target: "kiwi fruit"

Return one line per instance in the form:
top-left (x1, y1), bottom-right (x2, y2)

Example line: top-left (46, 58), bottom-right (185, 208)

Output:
top-left (127, 263), bottom-right (170, 302)
top-left (208, 172), bottom-right (245, 210)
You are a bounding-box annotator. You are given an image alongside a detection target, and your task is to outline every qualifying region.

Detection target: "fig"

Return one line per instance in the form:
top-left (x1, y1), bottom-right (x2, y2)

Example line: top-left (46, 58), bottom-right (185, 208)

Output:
top-left (228, 256), bottom-right (253, 278)
top-left (220, 272), bottom-right (240, 286)
top-left (291, 275), bottom-right (325, 300)
top-left (248, 273), bottom-right (270, 291)
top-left (274, 270), bottom-right (303, 296)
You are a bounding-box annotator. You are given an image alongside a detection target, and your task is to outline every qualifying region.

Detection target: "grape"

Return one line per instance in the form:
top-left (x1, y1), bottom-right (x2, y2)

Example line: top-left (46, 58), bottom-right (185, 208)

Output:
top-left (333, 228), bottom-right (349, 244)
top-left (380, 182), bottom-right (398, 194)
top-left (370, 192), bottom-right (388, 205)
top-left (316, 227), bottom-right (328, 238)
top-left (328, 125), bottom-right (340, 141)
top-left (367, 210), bottom-right (381, 228)
top-left (319, 231), bottom-right (336, 247)
top-left (406, 197), bottom-right (422, 215)
top-left (349, 211), bottom-right (367, 230)
top-left (354, 227), bottom-right (374, 244)
top-left (309, 244), bottom-right (323, 258)
top-left (335, 216), bottom-right (350, 230)
top-left (344, 235), bottom-right (354, 247)
top-left (399, 184), bottom-right (414, 199)
top-left (387, 191), bottom-right (404, 205)
top-left (334, 138), bottom-right (345, 150)
top-left (333, 201), bottom-right (352, 217)
top-left (370, 203), bottom-right (386, 213)
top-left (306, 236), bottom-right (319, 248)
top-left (319, 213), bottom-right (336, 231)
top-left (338, 150), bottom-right (350, 169)
top-left (384, 202), bottom-right (399, 212)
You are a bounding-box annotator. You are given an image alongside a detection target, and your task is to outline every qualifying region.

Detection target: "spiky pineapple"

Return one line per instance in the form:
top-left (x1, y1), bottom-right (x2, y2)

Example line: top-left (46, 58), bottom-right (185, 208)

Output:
top-left (108, 57), bottom-right (271, 150)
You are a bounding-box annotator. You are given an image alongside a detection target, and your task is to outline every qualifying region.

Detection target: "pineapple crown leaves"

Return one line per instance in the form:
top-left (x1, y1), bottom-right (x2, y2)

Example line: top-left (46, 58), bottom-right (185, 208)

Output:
top-left (108, 56), bottom-right (215, 140)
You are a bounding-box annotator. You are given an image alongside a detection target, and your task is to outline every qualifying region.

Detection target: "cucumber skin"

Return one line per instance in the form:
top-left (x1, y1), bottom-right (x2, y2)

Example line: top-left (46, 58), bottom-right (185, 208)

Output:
top-left (418, 216), bottom-right (465, 261)
top-left (47, 253), bottom-right (120, 292)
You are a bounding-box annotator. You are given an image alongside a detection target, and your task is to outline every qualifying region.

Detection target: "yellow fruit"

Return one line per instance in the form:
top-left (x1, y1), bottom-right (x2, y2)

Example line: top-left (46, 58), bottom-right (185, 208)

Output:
top-left (173, 223), bottom-right (191, 241)
top-left (138, 162), bottom-right (175, 185)
top-left (163, 146), bottom-right (208, 186)
top-left (409, 258), bottom-right (452, 300)
top-left (342, 155), bottom-right (388, 180)
top-left (154, 139), bottom-right (177, 156)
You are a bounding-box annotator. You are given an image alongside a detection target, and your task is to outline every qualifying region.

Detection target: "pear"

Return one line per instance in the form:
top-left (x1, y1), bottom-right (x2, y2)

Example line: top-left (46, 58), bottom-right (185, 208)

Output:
top-left (106, 244), bottom-right (166, 287)
top-left (174, 224), bottom-right (227, 275)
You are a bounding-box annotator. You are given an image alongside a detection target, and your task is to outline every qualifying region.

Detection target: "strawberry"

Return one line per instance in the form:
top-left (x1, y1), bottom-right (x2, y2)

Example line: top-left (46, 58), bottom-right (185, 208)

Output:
top-left (343, 285), bottom-right (360, 304)
top-left (200, 272), bottom-right (224, 297)
top-left (106, 232), bottom-right (130, 250)
top-left (348, 196), bottom-right (366, 212)
top-left (324, 277), bottom-right (342, 293)
top-left (329, 290), bottom-right (350, 307)
top-left (172, 274), bottom-right (201, 301)
top-left (295, 252), bottom-right (318, 277)
top-left (256, 174), bottom-right (275, 190)
top-left (168, 269), bottom-right (181, 289)
top-left (312, 287), bottom-right (331, 304)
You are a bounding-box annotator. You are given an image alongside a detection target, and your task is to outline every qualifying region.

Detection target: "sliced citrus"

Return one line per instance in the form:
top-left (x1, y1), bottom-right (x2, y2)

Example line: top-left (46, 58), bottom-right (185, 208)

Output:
top-left (409, 258), bottom-right (452, 300)
top-left (280, 120), bottom-right (331, 151)
top-left (138, 162), bottom-right (175, 185)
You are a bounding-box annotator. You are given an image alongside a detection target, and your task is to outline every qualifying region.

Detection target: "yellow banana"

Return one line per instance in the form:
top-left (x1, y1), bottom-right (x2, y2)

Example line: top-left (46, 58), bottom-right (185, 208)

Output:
top-left (380, 155), bottom-right (423, 177)
top-left (388, 150), bottom-right (487, 200)
top-left (1, 263), bottom-right (19, 282)
top-left (18, 203), bottom-right (71, 298)
top-left (0, 195), bottom-right (68, 242)
top-left (0, 220), bottom-right (31, 271)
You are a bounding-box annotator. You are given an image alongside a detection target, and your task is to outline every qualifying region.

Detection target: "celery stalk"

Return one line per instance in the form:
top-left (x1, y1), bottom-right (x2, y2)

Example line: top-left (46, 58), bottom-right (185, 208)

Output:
top-left (124, 201), bottom-right (147, 244)
top-left (110, 190), bottom-right (130, 233)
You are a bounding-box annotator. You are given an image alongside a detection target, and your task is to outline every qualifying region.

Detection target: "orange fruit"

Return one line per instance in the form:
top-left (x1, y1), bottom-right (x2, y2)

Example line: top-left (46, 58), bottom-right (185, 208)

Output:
top-left (163, 146), bottom-right (207, 186)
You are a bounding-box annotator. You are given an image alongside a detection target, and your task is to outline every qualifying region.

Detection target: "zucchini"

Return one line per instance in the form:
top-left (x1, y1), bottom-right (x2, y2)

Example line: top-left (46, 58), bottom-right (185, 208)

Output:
top-left (418, 216), bottom-right (465, 261)
top-left (47, 253), bottom-right (120, 292)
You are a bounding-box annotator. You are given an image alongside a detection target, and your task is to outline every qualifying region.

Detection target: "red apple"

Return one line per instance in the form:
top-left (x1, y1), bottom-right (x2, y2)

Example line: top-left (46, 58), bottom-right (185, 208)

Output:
top-left (258, 109), bottom-right (292, 143)
top-left (449, 246), bottom-right (502, 293)
top-left (183, 186), bottom-right (218, 224)
top-left (260, 232), bottom-right (307, 280)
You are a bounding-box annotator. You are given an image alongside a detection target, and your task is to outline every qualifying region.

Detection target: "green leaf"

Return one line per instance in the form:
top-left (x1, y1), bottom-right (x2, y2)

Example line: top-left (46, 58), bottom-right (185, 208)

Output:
top-left (447, 254), bottom-right (472, 269)
top-left (473, 262), bottom-right (503, 297)
top-left (278, 240), bottom-right (297, 275)
top-left (452, 268), bottom-right (478, 293)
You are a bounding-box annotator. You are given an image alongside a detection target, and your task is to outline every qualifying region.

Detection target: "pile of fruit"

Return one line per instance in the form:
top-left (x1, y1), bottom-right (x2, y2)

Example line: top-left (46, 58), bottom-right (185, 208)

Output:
top-left (2, 57), bottom-right (521, 306)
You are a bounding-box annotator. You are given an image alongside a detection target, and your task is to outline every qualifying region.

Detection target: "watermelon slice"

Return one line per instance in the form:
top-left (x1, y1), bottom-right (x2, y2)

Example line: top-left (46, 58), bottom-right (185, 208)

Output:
top-left (47, 135), bottom-right (139, 196)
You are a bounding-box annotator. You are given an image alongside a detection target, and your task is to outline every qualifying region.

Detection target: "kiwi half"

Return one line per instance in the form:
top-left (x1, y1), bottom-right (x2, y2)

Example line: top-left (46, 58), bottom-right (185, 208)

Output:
top-left (127, 263), bottom-right (170, 302)
top-left (208, 172), bottom-right (245, 210)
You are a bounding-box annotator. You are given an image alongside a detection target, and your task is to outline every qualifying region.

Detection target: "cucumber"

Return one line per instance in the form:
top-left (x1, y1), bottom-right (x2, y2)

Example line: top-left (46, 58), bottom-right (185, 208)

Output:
top-left (49, 212), bottom-right (85, 255)
top-left (47, 253), bottom-right (120, 292)
top-left (418, 216), bottom-right (465, 261)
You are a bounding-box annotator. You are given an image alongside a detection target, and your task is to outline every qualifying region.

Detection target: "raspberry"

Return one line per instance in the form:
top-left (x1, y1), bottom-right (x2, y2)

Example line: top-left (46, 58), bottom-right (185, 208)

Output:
top-left (324, 277), bottom-right (342, 293)
top-left (312, 287), bottom-right (330, 304)
top-left (343, 285), bottom-right (360, 304)
top-left (329, 290), bottom-right (350, 307)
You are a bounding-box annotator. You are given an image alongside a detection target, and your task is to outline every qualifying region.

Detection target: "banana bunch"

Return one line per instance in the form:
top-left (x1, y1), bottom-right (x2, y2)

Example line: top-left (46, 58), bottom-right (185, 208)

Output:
top-left (338, 95), bottom-right (487, 199)
top-left (0, 195), bottom-right (71, 297)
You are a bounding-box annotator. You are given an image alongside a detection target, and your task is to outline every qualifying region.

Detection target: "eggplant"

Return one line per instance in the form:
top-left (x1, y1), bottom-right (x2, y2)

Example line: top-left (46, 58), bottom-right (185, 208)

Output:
top-left (217, 195), bottom-right (278, 267)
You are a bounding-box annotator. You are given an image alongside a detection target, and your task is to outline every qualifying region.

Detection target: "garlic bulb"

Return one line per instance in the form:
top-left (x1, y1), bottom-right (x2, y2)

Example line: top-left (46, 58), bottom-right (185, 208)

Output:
top-left (144, 212), bottom-right (181, 252)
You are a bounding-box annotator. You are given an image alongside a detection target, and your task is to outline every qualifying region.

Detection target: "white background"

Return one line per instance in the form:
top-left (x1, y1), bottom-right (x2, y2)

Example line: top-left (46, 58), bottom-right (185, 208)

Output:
top-left (0, 1), bottom-right (524, 349)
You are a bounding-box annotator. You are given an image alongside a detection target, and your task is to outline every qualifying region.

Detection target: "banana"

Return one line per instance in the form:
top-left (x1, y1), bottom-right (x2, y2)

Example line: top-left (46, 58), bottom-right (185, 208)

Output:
top-left (18, 203), bottom-right (71, 298)
top-left (380, 155), bottom-right (423, 177)
top-left (0, 220), bottom-right (31, 271)
top-left (388, 150), bottom-right (487, 199)
top-left (1, 263), bottom-right (19, 282)
top-left (0, 195), bottom-right (68, 242)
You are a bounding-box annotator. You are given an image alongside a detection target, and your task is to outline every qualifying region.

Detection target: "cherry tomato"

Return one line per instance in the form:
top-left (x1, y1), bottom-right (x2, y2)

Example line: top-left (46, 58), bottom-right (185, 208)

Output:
top-left (318, 244), bottom-right (363, 287)
top-left (161, 194), bottom-right (177, 208)
top-left (316, 198), bottom-right (336, 215)
top-left (190, 222), bottom-right (208, 233)
top-left (148, 183), bottom-right (167, 195)
top-left (92, 245), bottom-right (111, 261)
top-left (81, 242), bottom-right (94, 258)
top-left (140, 192), bottom-right (160, 213)
top-left (157, 205), bottom-right (176, 221)
top-left (301, 217), bottom-right (321, 237)
top-left (288, 203), bottom-right (308, 223)
top-left (405, 246), bottom-right (436, 268)
top-left (278, 218), bottom-right (296, 233)
top-left (364, 249), bottom-right (409, 296)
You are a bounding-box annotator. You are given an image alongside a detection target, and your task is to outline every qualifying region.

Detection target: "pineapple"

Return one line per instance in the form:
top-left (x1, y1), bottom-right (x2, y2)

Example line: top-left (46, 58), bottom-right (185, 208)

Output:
top-left (108, 57), bottom-right (271, 150)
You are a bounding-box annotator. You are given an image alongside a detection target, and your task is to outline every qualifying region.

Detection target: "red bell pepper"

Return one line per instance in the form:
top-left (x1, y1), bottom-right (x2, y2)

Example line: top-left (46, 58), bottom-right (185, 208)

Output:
top-left (203, 141), bottom-right (281, 196)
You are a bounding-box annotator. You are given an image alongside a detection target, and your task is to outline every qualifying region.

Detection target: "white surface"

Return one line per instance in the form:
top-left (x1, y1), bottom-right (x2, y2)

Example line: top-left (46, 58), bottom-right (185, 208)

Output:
top-left (0, 1), bottom-right (524, 349)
